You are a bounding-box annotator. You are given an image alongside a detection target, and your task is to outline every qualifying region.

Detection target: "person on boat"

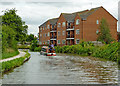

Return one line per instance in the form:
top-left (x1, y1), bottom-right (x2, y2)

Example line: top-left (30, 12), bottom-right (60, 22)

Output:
top-left (49, 43), bottom-right (54, 53)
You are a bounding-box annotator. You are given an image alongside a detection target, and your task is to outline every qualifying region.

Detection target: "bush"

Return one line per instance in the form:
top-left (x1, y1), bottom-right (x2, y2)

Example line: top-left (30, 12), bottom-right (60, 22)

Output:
top-left (55, 41), bottom-right (119, 64)
top-left (1, 51), bottom-right (30, 73)
top-left (34, 47), bottom-right (41, 52)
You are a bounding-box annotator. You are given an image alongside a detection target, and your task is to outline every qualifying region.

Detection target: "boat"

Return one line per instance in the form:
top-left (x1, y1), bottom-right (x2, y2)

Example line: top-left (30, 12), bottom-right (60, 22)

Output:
top-left (40, 46), bottom-right (56, 56)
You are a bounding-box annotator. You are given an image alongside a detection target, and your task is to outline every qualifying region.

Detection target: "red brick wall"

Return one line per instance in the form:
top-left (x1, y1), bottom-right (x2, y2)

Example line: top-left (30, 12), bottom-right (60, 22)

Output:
top-left (57, 14), bottom-right (67, 46)
top-left (39, 21), bottom-right (50, 45)
top-left (83, 7), bottom-right (117, 41)
top-left (74, 14), bottom-right (83, 44)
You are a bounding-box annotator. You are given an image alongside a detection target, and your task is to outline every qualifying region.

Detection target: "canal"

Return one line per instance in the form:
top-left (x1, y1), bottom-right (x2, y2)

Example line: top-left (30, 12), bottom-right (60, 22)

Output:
top-left (1, 51), bottom-right (118, 84)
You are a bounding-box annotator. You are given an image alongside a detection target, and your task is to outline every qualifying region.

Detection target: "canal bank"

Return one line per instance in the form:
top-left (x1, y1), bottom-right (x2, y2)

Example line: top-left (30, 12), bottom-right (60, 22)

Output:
top-left (1, 50), bottom-right (30, 73)
top-left (1, 51), bottom-right (118, 84)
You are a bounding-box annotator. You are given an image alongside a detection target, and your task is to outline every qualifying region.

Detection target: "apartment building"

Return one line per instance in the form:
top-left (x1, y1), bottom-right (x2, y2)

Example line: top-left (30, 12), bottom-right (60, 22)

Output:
top-left (39, 6), bottom-right (117, 46)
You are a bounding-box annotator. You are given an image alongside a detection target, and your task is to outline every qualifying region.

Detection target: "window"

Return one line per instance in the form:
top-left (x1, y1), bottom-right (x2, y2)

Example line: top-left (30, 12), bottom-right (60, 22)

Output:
top-left (43, 27), bottom-right (44, 30)
top-left (45, 33), bottom-right (47, 37)
top-left (45, 41), bottom-right (47, 44)
top-left (45, 26), bottom-right (47, 30)
top-left (48, 32), bottom-right (50, 36)
top-left (58, 31), bottom-right (60, 36)
top-left (47, 40), bottom-right (50, 44)
top-left (62, 40), bottom-right (66, 44)
top-left (40, 28), bottom-right (42, 32)
top-left (96, 29), bottom-right (99, 34)
top-left (40, 34), bottom-right (42, 37)
top-left (76, 19), bottom-right (80, 25)
top-left (96, 20), bottom-right (99, 24)
top-left (47, 25), bottom-right (50, 29)
top-left (57, 40), bottom-right (60, 44)
top-left (76, 29), bottom-right (80, 34)
top-left (58, 23), bottom-right (61, 27)
top-left (62, 31), bottom-right (65, 35)
top-left (62, 22), bottom-right (65, 27)
top-left (76, 39), bottom-right (80, 44)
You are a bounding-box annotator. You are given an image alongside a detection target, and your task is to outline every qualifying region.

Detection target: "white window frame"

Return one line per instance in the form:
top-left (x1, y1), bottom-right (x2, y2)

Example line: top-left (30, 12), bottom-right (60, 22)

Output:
top-left (45, 33), bottom-right (47, 37)
top-left (58, 23), bottom-right (61, 27)
top-left (62, 31), bottom-right (65, 35)
top-left (76, 19), bottom-right (80, 25)
top-left (62, 22), bottom-right (65, 27)
top-left (47, 25), bottom-right (50, 29)
top-left (76, 29), bottom-right (80, 34)
top-left (40, 34), bottom-right (42, 37)
top-left (96, 20), bottom-right (99, 24)
top-left (58, 31), bottom-right (60, 36)
top-left (57, 40), bottom-right (60, 44)
top-left (96, 29), bottom-right (99, 34)
top-left (76, 39), bottom-right (80, 44)
top-left (62, 40), bottom-right (66, 44)
top-left (48, 32), bottom-right (50, 36)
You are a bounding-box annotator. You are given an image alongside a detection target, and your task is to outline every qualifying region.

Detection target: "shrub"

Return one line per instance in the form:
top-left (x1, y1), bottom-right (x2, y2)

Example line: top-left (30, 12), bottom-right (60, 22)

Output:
top-left (34, 47), bottom-right (41, 52)
top-left (1, 51), bottom-right (30, 73)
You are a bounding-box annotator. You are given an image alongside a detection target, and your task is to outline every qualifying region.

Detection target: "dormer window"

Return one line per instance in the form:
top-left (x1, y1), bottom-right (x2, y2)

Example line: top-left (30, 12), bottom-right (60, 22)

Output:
top-left (76, 19), bottom-right (80, 25)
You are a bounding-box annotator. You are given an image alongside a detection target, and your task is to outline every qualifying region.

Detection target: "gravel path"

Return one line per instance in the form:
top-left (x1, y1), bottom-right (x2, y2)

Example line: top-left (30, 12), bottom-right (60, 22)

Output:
top-left (0, 51), bottom-right (26, 63)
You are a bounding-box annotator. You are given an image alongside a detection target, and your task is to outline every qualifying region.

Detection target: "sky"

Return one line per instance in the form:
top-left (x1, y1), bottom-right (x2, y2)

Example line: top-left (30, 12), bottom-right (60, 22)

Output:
top-left (0, 0), bottom-right (120, 36)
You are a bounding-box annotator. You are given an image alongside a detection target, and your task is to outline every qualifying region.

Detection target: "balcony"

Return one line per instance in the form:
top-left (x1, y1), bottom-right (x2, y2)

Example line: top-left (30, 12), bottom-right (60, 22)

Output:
top-left (66, 40), bottom-right (74, 45)
top-left (50, 36), bottom-right (57, 40)
top-left (66, 34), bottom-right (74, 40)
top-left (66, 26), bottom-right (74, 31)
top-left (50, 28), bottom-right (57, 32)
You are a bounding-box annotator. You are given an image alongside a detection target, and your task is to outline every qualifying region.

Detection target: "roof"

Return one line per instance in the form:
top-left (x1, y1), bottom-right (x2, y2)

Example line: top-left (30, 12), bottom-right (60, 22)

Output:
top-left (79, 7), bottom-right (101, 20)
top-left (49, 18), bottom-right (58, 25)
top-left (61, 10), bottom-right (89, 22)
top-left (39, 6), bottom-right (117, 27)
top-left (39, 18), bottom-right (58, 28)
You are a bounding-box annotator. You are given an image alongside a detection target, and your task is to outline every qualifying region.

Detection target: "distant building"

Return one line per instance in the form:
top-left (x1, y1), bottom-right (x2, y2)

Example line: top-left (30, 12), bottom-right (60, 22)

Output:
top-left (39, 6), bottom-right (117, 46)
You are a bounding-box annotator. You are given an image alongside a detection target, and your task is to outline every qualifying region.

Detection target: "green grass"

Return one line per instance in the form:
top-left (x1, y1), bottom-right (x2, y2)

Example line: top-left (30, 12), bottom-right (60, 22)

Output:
top-left (1, 51), bottom-right (30, 73)
top-left (2, 50), bottom-right (19, 60)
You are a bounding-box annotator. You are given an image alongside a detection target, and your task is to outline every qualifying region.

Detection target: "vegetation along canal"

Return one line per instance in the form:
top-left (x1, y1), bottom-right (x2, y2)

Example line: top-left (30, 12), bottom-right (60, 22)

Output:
top-left (1, 51), bottom-right (118, 84)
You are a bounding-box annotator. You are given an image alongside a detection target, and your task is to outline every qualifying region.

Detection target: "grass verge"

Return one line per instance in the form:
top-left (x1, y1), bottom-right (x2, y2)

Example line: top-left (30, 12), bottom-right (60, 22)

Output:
top-left (2, 50), bottom-right (19, 60)
top-left (1, 51), bottom-right (30, 73)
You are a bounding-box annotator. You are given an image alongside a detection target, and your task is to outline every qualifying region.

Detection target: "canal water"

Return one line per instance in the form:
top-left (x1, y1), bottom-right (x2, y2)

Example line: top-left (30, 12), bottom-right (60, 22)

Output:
top-left (1, 51), bottom-right (119, 84)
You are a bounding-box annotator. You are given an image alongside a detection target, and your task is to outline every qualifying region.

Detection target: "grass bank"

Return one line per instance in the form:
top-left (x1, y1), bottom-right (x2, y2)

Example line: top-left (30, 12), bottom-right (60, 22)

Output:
top-left (2, 49), bottom-right (19, 60)
top-left (1, 51), bottom-right (30, 73)
top-left (55, 41), bottom-right (119, 64)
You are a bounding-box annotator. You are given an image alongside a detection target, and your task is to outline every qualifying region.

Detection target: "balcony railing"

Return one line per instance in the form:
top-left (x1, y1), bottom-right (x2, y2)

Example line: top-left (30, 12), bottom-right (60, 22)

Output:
top-left (50, 36), bottom-right (57, 39)
top-left (66, 26), bottom-right (74, 31)
top-left (67, 34), bottom-right (74, 38)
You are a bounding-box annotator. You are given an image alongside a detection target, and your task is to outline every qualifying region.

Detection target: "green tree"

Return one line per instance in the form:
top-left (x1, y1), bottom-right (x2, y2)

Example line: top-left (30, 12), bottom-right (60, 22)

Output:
top-left (2, 8), bottom-right (28, 42)
top-left (97, 18), bottom-right (114, 44)
top-left (2, 25), bottom-right (17, 52)
top-left (26, 34), bottom-right (34, 42)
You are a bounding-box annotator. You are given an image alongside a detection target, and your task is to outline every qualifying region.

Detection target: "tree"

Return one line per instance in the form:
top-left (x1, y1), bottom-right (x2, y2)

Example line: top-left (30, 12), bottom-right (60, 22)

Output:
top-left (26, 34), bottom-right (35, 42)
top-left (97, 18), bottom-right (114, 44)
top-left (2, 25), bottom-right (17, 52)
top-left (2, 8), bottom-right (28, 42)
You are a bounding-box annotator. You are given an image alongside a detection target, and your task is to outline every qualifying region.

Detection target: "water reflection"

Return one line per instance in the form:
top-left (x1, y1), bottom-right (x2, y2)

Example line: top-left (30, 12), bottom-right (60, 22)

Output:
top-left (1, 52), bottom-right (118, 84)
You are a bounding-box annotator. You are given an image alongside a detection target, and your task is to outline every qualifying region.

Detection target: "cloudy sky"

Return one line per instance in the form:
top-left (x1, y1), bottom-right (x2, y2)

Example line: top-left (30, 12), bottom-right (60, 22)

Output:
top-left (0, 0), bottom-right (119, 36)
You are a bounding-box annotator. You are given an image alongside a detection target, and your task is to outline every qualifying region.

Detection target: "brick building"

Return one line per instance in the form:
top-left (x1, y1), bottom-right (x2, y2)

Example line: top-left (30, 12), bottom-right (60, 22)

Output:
top-left (39, 6), bottom-right (117, 46)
